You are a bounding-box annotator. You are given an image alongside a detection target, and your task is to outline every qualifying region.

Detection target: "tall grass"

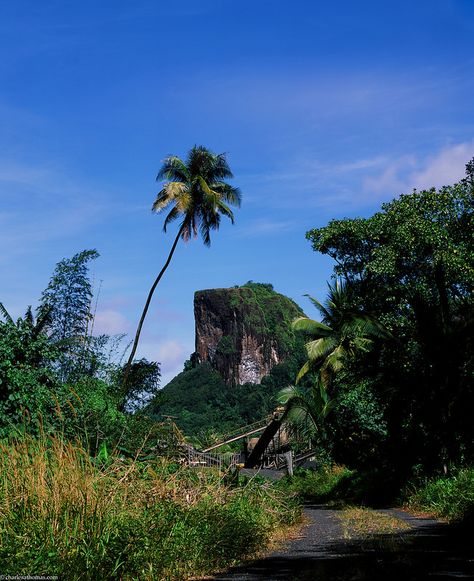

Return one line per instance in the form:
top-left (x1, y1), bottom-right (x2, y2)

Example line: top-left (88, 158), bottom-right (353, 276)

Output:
top-left (405, 468), bottom-right (474, 522)
top-left (0, 434), bottom-right (299, 579)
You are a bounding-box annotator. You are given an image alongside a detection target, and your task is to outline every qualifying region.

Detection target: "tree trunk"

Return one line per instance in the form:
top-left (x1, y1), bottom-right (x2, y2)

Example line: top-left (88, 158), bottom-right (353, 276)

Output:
top-left (122, 225), bottom-right (184, 390)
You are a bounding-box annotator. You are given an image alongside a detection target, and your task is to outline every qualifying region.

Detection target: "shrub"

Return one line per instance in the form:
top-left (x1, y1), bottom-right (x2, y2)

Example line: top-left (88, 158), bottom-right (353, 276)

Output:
top-left (279, 465), bottom-right (353, 502)
top-left (406, 468), bottom-right (474, 522)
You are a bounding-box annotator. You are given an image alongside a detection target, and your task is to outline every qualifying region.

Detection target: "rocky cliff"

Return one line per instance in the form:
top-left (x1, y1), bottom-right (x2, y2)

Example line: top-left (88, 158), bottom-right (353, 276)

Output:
top-left (194, 282), bottom-right (304, 385)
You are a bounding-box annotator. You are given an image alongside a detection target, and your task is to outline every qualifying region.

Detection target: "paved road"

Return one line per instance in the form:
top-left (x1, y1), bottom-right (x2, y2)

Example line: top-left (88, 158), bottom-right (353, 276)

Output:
top-left (209, 505), bottom-right (474, 580)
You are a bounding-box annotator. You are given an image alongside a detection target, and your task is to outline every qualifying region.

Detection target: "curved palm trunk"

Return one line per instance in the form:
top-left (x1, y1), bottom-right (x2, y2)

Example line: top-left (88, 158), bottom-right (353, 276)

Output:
top-left (122, 225), bottom-right (184, 389)
top-left (244, 416), bottom-right (282, 468)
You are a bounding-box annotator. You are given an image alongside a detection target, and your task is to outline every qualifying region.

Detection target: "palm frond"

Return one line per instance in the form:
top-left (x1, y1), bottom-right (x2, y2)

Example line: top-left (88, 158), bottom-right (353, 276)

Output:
top-left (306, 336), bottom-right (337, 362)
top-left (352, 336), bottom-right (373, 352)
top-left (292, 316), bottom-right (332, 335)
top-left (0, 302), bottom-right (14, 325)
top-left (278, 384), bottom-right (303, 405)
top-left (156, 156), bottom-right (189, 182)
top-left (323, 345), bottom-right (345, 374)
top-left (215, 199), bottom-right (235, 223)
top-left (278, 383), bottom-right (330, 435)
top-left (198, 214), bottom-right (212, 247)
top-left (211, 152), bottom-right (234, 179)
top-left (295, 360), bottom-right (313, 383)
top-left (212, 182), bottom-right (242, 207)
top-left (197, 175), bottom-right (213, 197)
top-left (322, 398), bottom-right (337, 417)
top-left (162, 206), bottom-right (182, 232)
top-left (304, 294), bottom-right (331, 321)
top-left (152, 182), bottom-right (190, 213)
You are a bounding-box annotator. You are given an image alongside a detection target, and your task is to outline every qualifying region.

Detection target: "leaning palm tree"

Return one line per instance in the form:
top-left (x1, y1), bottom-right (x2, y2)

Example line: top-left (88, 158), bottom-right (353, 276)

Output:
top-left (123, 146), bottom-right (241, 385)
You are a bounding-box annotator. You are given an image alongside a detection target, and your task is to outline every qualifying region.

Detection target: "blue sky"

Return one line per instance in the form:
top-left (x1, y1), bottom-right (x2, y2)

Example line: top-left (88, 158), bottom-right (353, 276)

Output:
top-left (1, 0), bottom-right (473, 385)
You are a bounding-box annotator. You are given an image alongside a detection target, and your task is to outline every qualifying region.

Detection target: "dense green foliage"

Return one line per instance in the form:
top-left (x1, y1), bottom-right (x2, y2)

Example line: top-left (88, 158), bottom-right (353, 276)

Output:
top-left (305, 163), bottom-right (474, 475)
top-left (280, 281), bottom-right (386, 442)
top-left (0, 252), bottom-right (160, 453)
top-left (278, 465), bottom-right (354, 503)
top-left (406, 468), bottom-right (474, 522)
top-left (2, 155), bottom-right (474, 577)
top-left (149, 357), bottom-right (304, 444)
top-left (0, 305), bottom-right (60, 436)
top-left (0, 434), bottom-right (299, 579)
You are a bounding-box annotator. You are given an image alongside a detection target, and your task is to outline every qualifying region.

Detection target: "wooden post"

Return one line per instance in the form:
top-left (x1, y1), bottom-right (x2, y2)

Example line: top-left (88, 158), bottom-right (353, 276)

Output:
top-left (284, 451), bottom-right (293, 477)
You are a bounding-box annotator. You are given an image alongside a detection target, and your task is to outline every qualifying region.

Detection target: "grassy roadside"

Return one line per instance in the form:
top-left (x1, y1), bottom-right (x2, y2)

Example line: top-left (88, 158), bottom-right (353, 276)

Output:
top-left (0, 435), bottom-right (300, 579)
top-left (404, 468), bottom-right (474, 523)
top-left (279, 463), bottom-right (474, 526)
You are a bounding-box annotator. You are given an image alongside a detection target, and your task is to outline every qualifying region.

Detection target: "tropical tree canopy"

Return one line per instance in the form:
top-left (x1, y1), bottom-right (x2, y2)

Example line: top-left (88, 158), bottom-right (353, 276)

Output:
top-left (305, 160), bottom-right (474, 470)
top-left (278, 281), bottom-right (386, 443)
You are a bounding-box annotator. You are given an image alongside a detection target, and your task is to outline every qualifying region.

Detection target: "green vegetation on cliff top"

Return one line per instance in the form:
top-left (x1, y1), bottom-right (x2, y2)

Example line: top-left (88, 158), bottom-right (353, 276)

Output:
top-left (148, 282), bottom-right (306, 440)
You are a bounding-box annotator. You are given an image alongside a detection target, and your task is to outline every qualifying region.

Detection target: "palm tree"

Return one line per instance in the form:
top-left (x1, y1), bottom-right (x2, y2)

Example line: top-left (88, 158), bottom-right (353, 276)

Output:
top-left (123, 146), bottom-right (241, 385)
top-left (278, 378), bottom-right (335, 441)
top-left (278, 280), bottom-right (387, 435)
top-left (293, 280), bottom-right (387, 389)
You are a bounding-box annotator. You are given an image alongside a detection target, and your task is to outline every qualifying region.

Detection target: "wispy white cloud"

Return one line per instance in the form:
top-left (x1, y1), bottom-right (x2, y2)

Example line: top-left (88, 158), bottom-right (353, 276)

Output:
top-left (363, 155), bottom-right (418, 197)
top-left (93, 309), bottom-right (130, 335)
top-left (364, 141), bottom-right (474, 195)
top-left (410, 142), bottom-right (474, 190)
top-left (243, 142), bottom-right (474, 215)
top-left (138, 338), bottom-right (192, 387)
top-left (236, 218), bottom-right (296, 238)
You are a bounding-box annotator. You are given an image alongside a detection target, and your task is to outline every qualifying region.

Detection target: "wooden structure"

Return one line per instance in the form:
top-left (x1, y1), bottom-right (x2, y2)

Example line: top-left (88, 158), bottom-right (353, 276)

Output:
top-left (186, 408), bottom-right (316, 472)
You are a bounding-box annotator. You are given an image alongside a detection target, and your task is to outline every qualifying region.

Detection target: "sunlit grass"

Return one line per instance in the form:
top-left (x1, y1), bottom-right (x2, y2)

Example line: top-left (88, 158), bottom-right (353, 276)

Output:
top-left (337, 507), bottom-right (411, 540)
top-left (0, 434), bottom-right (300, 579)
top-left (278, 464), bottom-right (354, 502)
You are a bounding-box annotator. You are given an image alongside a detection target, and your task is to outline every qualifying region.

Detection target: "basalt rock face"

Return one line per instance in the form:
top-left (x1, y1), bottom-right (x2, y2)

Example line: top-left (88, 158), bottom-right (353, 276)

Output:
top-left (194, 283), bottom-right (303, 386)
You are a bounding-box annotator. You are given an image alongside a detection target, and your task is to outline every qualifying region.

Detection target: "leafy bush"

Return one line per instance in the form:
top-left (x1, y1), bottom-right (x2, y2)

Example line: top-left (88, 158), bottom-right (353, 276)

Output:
top-left (279, 465), bottom-right (354, 502)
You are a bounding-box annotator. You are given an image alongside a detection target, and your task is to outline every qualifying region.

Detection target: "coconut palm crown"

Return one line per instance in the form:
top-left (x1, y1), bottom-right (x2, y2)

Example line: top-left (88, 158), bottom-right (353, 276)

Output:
top-left (153, 145), bottom-right (241, 246)
top-left (278, 280), bottom-right (387, 438)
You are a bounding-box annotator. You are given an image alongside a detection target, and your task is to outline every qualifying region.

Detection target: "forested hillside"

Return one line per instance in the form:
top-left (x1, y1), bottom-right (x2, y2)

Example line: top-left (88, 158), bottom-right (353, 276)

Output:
top-left (148, 282), bottom-right (307, 441)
